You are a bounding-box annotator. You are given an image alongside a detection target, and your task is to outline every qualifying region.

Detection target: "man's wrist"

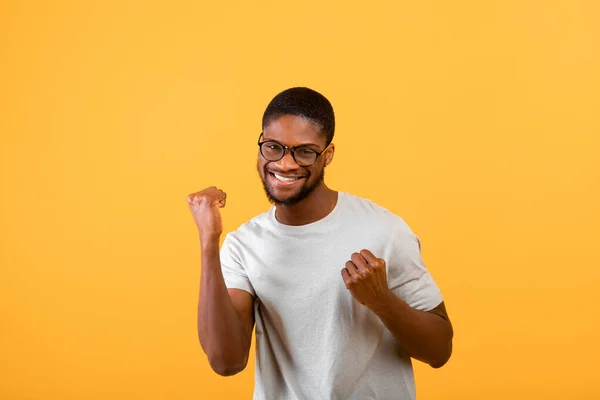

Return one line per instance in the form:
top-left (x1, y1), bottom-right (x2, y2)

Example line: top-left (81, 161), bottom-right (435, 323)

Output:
top-left (368, 289), bottom-right (398, 315)
top-left (370, 290), bottom-right (414, 320)
top-left (200, 232), bottom-right (221, 250)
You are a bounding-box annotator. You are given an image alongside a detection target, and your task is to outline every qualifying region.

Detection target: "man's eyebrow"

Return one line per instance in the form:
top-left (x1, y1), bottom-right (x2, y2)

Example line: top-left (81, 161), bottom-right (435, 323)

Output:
top-left (263, 137), bottom-right (321, 149)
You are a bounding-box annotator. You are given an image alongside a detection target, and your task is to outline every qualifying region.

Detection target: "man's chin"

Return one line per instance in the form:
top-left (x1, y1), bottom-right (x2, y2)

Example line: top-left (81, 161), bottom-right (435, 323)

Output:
top-left (259, 168), bottom-right (324, 207)
top-left (265, 181), bottom-right (324, 207)
top-left (265, 188), bottom-right (304, 206)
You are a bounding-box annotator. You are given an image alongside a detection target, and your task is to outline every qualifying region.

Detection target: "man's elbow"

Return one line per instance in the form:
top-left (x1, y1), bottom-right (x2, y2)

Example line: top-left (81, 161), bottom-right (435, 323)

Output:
top-left (211, 364), bottom-right (246, 377)
top-left (429, 357), bottom-right (450, 369)
top-left (208, 355), bottom-right (248, 377)
top-left (429, 337), bottom-right (453, 369)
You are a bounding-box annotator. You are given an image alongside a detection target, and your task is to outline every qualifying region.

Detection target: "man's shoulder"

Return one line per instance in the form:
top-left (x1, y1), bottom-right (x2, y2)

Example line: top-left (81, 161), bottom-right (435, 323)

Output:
top-left (224, 208), bottom-right (272, 242)
top-left (343, 191), bottom-right (411, 230)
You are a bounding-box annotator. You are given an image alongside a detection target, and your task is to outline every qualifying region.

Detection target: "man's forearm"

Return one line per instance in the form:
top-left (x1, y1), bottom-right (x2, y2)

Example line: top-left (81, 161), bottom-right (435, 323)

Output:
top-left (197, 235), bottom-right (249, 375)
top-left (370, 291), bottom-right (453, 368)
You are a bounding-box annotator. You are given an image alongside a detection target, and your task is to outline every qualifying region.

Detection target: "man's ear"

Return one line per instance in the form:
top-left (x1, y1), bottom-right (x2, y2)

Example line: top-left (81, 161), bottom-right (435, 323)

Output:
top-left (325, 143), bottom-right (335, 166)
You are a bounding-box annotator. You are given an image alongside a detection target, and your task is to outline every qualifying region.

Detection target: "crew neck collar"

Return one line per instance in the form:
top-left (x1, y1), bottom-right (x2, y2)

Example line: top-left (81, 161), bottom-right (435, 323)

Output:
top-left (269, 191), bottom-right (346, 235)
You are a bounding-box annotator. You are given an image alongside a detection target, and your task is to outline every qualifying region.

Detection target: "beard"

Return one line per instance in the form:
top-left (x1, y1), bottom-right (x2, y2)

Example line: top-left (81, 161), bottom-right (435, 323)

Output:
top-left (258, 163), bottom-right (325, 207)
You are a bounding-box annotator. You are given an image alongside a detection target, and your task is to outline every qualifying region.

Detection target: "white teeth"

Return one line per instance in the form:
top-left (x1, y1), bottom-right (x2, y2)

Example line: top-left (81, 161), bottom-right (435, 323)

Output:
top-left (274, 173), bottom-right (301, 182)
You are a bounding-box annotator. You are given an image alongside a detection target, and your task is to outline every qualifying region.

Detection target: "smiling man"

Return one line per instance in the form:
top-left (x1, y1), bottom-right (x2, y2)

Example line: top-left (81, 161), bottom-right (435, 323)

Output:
top-left (187, 87), bottom-right (453, 400)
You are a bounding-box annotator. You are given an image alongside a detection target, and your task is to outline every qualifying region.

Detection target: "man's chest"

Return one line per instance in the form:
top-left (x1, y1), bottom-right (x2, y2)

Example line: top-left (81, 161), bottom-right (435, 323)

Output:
top-left (241, 229), bottom-right (393, 365)
top-left (242, 230), bottom-right (391, 316)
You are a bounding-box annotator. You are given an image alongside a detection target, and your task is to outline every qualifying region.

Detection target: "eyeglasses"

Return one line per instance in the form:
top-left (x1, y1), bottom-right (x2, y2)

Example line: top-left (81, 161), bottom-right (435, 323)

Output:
top-left (257, 133), bottom-right (331, 167)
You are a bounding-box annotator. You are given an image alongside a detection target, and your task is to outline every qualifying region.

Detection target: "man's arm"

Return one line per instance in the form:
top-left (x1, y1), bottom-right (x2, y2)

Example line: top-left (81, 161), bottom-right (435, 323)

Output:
top-left (370, 296), bottom-right (453, 368)
top-left (198, 235), bottom-right (255, 376)
top-left (342, 249), bottom-right (453, 368)
top-left (187, 187), bottom-right (255, 376)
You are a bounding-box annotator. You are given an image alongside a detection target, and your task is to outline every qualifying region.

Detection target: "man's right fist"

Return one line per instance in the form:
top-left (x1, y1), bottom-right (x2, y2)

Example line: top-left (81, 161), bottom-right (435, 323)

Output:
top-left (187, 186), bottom-right (227, 240)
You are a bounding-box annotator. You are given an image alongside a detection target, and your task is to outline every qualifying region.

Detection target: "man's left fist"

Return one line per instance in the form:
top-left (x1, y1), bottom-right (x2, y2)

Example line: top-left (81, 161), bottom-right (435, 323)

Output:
top-left (341, 249), bottom-right (391, 310)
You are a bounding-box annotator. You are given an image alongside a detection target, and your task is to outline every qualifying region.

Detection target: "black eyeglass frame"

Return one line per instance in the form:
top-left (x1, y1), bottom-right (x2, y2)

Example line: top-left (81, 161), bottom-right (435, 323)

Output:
top-left (257, 132), bottom-right (332, 167)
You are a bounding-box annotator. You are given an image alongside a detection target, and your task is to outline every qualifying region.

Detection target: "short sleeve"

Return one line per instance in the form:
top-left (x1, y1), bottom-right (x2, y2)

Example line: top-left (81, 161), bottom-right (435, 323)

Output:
top-left (220, 233), bottom-right (255, 297)
top-left (386, 224), bottom-right (443, 312)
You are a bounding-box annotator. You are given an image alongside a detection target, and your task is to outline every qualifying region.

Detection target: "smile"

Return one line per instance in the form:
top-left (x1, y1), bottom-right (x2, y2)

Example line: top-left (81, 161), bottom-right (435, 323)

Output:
top-left (269, 172), bottom-right (306, 186)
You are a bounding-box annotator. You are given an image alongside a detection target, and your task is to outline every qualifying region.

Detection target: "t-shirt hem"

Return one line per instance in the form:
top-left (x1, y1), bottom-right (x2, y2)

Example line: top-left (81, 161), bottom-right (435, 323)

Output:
top-left (420, 292), bottom-right (444, 312)
top-left (223, 275), bottom-right (256, 297)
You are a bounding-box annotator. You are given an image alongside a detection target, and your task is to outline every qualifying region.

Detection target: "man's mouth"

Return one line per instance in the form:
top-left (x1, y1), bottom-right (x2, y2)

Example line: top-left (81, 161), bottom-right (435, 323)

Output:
top-left (269, 172), bottom-right (306, 185)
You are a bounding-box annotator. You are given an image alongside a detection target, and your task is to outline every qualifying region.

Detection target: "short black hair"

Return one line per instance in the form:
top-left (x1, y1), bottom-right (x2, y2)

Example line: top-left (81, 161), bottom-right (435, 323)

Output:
top-left (262, 87), bottom-right (335, 145)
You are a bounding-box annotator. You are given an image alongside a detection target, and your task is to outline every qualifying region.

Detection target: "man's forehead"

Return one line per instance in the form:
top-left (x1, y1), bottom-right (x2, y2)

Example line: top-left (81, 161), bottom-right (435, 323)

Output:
top-left (263, 115), bottom-right (324, 147)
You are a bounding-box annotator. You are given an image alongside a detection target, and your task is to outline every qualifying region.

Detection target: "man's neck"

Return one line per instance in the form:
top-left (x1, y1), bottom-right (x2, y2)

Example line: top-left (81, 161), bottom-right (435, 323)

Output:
top-left (274, 185), bottom-right (338, 226)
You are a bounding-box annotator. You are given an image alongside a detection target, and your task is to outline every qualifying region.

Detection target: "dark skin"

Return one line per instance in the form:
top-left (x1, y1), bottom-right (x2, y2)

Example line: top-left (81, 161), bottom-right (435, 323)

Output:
top-left (256, 115), bottom-right (338, 225)
top-left (188, 114), bottom-right (453, 376)
top-left (342, 250), bottom-right (453, 368)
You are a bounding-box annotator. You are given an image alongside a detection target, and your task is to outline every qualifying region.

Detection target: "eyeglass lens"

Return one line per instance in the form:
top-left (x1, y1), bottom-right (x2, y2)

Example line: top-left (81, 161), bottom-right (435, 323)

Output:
top-left (261, 142), bottom-right (318, 166)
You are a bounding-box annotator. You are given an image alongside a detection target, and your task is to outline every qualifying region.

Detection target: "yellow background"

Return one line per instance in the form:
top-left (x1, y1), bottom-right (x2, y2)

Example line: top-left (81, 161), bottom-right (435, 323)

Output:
top-left (1, 1), bottom-right (599, 399)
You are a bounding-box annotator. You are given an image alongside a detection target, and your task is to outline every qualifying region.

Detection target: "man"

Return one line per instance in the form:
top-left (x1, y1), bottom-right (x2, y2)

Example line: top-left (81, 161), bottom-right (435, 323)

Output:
top-left (187, 87), bottom-right (453, 399)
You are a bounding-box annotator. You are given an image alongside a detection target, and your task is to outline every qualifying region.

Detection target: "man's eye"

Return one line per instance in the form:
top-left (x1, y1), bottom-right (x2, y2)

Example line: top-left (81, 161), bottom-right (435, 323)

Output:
top-left (297, 148), bottom-right (316, 155)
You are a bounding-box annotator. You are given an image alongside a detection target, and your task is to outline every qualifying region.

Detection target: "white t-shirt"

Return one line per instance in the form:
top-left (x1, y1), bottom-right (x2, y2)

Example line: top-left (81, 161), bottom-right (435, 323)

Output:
top-left (220, 191), bottom-right (443, 400)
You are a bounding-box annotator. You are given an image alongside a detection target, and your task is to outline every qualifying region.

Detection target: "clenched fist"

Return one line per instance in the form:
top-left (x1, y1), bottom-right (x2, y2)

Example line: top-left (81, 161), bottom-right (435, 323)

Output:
top-left (187, 186), bottom-right (227, 241)
top-left (341, 249), bottom-right (392, 311)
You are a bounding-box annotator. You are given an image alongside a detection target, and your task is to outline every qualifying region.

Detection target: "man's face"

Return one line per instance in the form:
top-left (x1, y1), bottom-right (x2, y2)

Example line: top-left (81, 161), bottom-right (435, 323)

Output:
top-left (257, 115), bottom-right (333, 206)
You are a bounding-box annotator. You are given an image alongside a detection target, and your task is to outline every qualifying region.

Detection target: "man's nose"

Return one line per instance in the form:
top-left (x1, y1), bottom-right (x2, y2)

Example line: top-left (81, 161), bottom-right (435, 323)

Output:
top-left (276, 149), bottom-right (300, 170)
